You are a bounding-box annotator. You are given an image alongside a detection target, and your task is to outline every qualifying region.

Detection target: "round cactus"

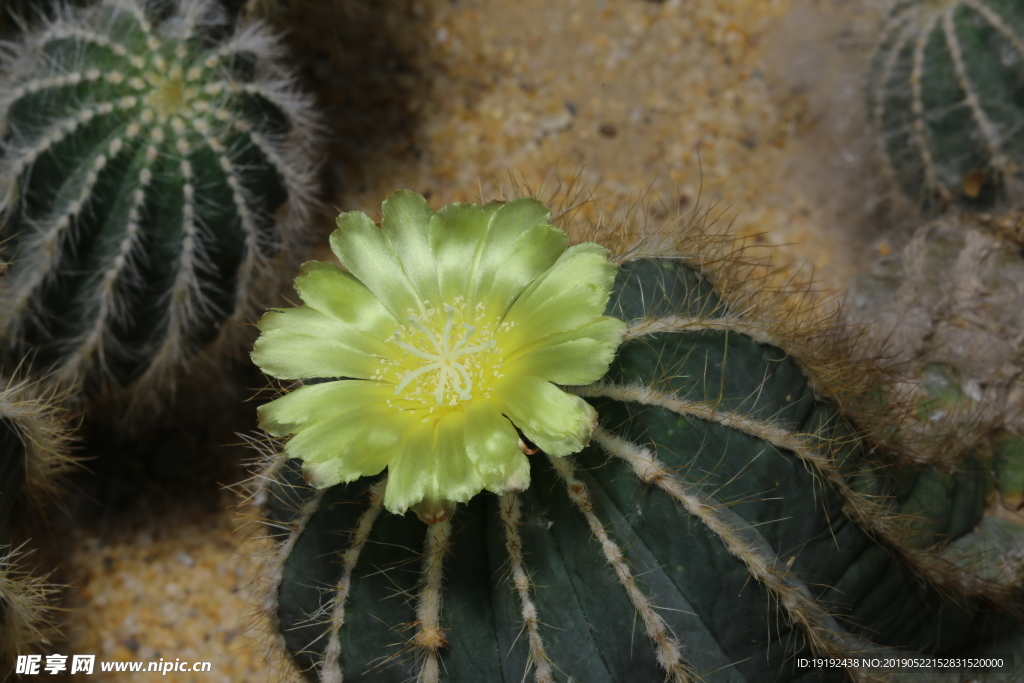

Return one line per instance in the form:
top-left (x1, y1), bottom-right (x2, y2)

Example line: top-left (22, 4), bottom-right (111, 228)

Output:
top-left (846, 212), bottom-right (1024, 438)
top-left (0, 375), bottom-right (74, 674)
top-left (868, 0), bottom-right (1024, 209)
top-left (0, 0), bottom-right (318, 400)
top-left (247, 193), bottom-right (1024, 682)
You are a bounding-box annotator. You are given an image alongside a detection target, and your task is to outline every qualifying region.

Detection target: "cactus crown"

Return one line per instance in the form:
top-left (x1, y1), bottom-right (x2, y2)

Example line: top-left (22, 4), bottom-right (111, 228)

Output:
top-left (0, 0), bottom-right (318, 399)
top-left (868, 0), bottom-right (1024, 208)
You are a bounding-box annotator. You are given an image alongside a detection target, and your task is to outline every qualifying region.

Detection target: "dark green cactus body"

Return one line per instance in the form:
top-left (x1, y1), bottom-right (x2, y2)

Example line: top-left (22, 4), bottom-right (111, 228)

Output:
top-left (260, 258), bottom-right (1024, 682)
top-left (0, 0), bottom-right (316, 396)
top-left (868, 0), bottom-right (1024, 208)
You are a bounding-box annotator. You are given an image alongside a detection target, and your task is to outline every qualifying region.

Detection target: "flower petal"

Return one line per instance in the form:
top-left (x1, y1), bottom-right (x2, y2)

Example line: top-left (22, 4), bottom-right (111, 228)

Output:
top-left (331, 209), bottom-right (423, 319)
top-left (494, 375), bottom-right (597, 457)
top-left (261, 293), bottom-right (396, 359)
top-left (501, 242), bottom-right (618, 350)
top-left (251, 307), bottom-right (387, 380)
top-left (513, 315), bottom-right (627, 354)
top-left (293, 261), bottom-right (397, 338)
top-left (504, 337), bottom-right (618, 385)
top-left (429, 202), bottom-right (493, 304)
top-left (466, 198), bottom-right (552, 306)
top-left (381, 190), bottom-right (441, 305)
top-left (464, 399), bottom-right (530, 492)
top-left (257, 380), bottom-right (393, 435)
top-left (479, 222), bottom-right (568, 317)
top-left (384, 411), bottom-right (484, 514)
top-left (293, 411), bottom-right (417, 488)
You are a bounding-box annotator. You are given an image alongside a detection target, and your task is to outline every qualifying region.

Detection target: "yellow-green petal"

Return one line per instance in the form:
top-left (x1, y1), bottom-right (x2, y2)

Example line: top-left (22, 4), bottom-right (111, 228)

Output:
top-left (479, 222), bottom-right (568, 316)
top-left (258, 305), bottom-right (395, 359)
top-left (467, 198), bottom-right (551, 305)
top-left (504, 337), bottom-right (618, 385)
top-left (293, 261), bottom-right (397, 338)
top-left (252, 309), bottom-right (387, 380)
top-left (430, 202), bottom-right (491, 304)
top-left (384, 412), bottom-right (483, 515)
top-left (463, 400), bottom-right (530, 491)
top-left (331, 210), bottom-right (423, 319)
top-left (301, 412), bottom-right (410, 487)
top-left (381, 190), bottom-right (440, 305)
top-left (257, 380), bottom-right (393, 435)
top-left (501, 243), bottom-right (619, 350)
top-left (508, 316), bottom-right (627, 360)
top-left (289, 411), bottom-right (412, 484)
top-left (494, 375), bottom-right (597, 457)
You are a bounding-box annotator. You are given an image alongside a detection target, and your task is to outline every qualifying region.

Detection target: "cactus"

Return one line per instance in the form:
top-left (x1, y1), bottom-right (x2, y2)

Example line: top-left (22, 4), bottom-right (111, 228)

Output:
top-left (246, 193), bottom-right (1024, 683)
top-left (867, 0), bottom-right (1024, 209)
top-left (0, 0), bottom-right (318, 401)
top-left (845, 212), bottom-right (1024, 439)
top-left (0, 374), bottom-right (75, 674)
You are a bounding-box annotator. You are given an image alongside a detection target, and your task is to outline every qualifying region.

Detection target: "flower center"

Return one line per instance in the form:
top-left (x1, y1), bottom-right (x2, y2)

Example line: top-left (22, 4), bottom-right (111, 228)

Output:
top-left (385, 299), bottom-right (506, 409)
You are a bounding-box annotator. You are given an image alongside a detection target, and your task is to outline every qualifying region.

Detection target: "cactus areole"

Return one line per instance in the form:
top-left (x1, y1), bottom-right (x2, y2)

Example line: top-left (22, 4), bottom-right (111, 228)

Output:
top-left (0, 0), bottom-right (316, 396)
top-left (252, 191), bottom-right (627, 523)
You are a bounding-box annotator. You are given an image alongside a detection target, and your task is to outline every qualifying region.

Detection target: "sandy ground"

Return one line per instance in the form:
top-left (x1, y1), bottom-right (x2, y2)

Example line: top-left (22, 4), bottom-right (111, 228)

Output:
top-left (27, 0), bottom-right (905, 680)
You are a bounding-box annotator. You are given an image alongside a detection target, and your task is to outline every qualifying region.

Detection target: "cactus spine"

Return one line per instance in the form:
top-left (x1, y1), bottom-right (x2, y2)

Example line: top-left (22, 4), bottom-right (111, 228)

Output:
top-left (0, 375), bottom-right (74, 674)
top-left (248, 197), bottom-right (1024, 682)
top-left (0, 0), bottom-right (318, 400)
top-left (868, 0), bottom-right (1024, 208)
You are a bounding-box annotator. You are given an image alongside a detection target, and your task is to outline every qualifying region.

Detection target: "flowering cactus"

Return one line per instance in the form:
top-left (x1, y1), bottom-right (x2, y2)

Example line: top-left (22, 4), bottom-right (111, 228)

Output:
top-left (248, 192), bottom-right (1024, 682)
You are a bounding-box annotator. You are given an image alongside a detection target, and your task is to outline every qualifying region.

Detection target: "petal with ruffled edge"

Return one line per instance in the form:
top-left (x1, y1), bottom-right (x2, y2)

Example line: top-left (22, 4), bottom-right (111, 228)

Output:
top-left (258, 380), bottom-right (405, 487)
top-left (493, 375), bottom-right (597, 457)
top-left (507, 316), bottom-right (627, 362)
top-left (463, 399), bottom-right (530, 493)
top-left (381, 190), bottom-right (441, 305)
top-left (483, 223), bottom-right (569, 317)
top-left (384, 411), bottom-right (484, 516)
top-left (504, 337), bottom-right (619, 385)
top-left (257, 380), bottom-right (394, 435)
top-left (300, 411), bottom-right (421, 487)
top-left (431, 201), bottom-right (566, 316)
top-left (331, 209), bottom-right (423, 320)
top-left (251, 307), bottom-right (388, 380)
top-left (465, 199), bottom-right (551, 305)
top-left (293, 261), bottom-right (397, 339)
top-left (500, 242), bottom-right (619, 351)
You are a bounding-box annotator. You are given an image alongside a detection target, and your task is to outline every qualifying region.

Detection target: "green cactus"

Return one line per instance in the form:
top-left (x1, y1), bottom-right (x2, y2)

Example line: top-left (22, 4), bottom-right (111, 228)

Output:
top-left (0, 375), bottom-right (74, 674)
top-left (249, 203), bottom-right (1024, 682)
top-left (868, 0), bottom-right (1024, 209)
top-left (0, 0), bottom-right (318, 400)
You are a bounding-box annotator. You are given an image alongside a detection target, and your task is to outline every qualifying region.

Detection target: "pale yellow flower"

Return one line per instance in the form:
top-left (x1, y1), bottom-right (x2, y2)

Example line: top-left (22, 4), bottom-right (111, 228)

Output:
top-left (252, 190), bottom-right (625, 522)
